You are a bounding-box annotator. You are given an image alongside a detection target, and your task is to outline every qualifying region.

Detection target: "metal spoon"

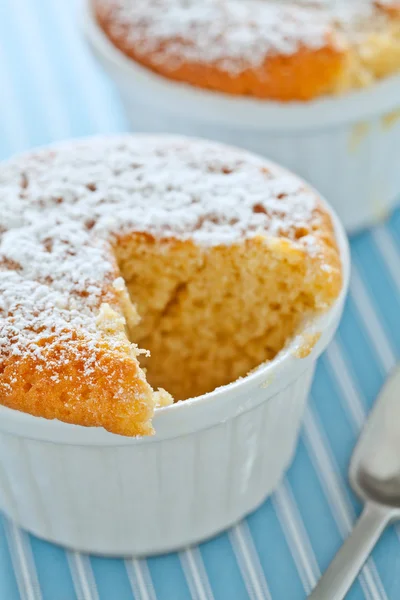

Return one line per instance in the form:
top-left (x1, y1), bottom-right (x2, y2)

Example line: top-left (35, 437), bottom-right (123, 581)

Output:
top-left (309, 364), bottom-right (400, 600)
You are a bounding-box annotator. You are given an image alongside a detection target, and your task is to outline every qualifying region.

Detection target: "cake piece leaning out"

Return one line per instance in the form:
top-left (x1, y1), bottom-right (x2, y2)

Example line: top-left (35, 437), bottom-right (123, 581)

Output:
top-left (0, 136), bottom-right (342, 437)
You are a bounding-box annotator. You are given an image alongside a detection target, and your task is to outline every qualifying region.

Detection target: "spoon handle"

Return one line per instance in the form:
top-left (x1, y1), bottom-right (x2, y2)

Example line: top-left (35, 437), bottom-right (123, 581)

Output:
top-left (309, 503), bottom-right (391, 600)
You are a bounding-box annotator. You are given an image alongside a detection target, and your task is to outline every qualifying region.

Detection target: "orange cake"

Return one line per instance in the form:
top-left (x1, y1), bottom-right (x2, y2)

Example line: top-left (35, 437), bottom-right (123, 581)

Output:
top-left (0, 136), bottom-right (342, 436)
top-left (93, 0), bottom-right (400, 101)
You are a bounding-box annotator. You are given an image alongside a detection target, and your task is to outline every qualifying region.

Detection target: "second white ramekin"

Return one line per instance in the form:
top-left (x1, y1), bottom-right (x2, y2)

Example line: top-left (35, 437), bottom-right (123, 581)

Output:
top-left (0, 190), bottom-right (350, 556)
top-left (83, 2), bottom-right (400, 233)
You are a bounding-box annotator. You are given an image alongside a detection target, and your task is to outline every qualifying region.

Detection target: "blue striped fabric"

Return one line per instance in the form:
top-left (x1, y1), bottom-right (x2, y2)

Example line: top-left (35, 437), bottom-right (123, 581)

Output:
top-left (0, 1), bottom-right (400, 598)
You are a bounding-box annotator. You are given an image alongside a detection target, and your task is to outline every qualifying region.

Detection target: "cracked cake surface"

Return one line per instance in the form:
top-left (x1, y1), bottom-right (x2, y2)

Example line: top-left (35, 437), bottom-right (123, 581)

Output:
top-left (0, 135), bottom-right (342, 435)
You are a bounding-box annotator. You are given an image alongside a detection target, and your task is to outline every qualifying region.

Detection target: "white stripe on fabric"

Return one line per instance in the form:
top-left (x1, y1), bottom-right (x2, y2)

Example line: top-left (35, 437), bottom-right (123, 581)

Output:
top-left (0, 462), bottom-right (42, 600)
top-left (179, 548), bottom-right (214, 600)
top-left (325, 340), bottom-right (367, 431)
top-left (125, 559), bottom-right (157, 600)
top-left (272, 480), bottom-right (320, 594)
top-left (67, 552), bottom-right (99, 600)
top-left (303, 408), bottom-right (387, 600)
top-left (229, 522), bottom-right (272, 600)
top-left (4, 522), bottom-right (43, 600)
top-left (350, 268), bottom-right (396, 372)
top-left (372, 227), bottom-right (400, 296)
top-left (10, 0), bottom-right (71, 141)
top-left (0, 43), bottom-right (30, 154)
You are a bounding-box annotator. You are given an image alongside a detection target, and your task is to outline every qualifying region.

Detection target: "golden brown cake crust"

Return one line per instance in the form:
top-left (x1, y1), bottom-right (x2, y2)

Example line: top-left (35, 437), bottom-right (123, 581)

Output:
top-left (1, 334), bottom-right (154, 436)
top-left (93, 0), bottom-right (400, 101)
top-left (0, 135), bottom-right (342, 434)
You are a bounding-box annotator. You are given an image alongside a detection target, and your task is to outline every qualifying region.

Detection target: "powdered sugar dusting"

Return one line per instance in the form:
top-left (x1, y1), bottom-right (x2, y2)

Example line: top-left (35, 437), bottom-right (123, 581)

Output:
top-left (95, 0), bottom-right (396, 72)
top-left (0, 135), bottom-right (324, 365)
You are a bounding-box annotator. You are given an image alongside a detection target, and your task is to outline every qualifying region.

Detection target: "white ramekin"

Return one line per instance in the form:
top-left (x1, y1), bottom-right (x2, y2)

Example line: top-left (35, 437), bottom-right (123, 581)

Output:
top-left (83, 2), bottom-right (400, 233)
top-left (0, 190), bottom-right (350, 556)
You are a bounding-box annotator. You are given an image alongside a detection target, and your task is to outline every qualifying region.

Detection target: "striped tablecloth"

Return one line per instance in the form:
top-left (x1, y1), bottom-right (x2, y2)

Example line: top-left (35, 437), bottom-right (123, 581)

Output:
top-left (1, 1), bottom-right (400, 599)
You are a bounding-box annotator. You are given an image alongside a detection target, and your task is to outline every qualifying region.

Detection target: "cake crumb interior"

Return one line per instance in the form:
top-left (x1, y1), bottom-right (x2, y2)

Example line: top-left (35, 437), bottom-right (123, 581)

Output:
top-left (114, 230), bottom-right (337, 401)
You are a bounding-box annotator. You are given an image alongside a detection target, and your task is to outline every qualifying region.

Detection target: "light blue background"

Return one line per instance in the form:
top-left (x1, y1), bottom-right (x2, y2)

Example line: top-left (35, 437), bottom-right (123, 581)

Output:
top-left (1, 1), bottom-right (400, 598)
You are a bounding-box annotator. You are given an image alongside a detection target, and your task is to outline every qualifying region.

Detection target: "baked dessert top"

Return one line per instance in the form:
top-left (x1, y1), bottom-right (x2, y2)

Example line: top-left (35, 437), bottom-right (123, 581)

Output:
top-left (0, 135), bottom-right (342, 436)
top-left (93, 0), bottom-right (400, 100)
